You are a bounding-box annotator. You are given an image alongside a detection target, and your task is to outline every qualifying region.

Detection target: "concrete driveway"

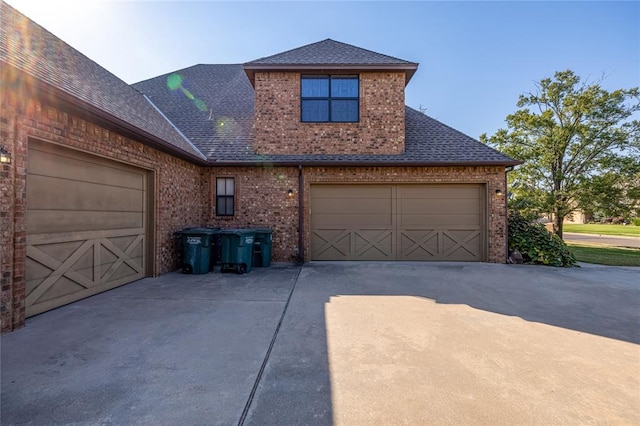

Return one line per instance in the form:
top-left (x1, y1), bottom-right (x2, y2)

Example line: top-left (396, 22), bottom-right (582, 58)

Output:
top-left (2, 262), bottom-right (639, 425)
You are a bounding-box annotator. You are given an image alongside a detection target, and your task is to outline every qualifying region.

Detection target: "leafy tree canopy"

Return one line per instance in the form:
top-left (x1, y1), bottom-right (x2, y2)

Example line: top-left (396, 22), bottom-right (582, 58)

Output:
top-left (481, 70), bottom-right (640, 237)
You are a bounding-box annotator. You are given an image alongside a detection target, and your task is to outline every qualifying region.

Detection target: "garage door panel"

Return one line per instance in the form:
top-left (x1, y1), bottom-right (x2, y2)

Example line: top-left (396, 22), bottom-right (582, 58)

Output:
top-left (313, 214), bottom-right (393, 226)
top-left (29, 146), bottom-right (145, 189)
top-left (401, 214), bottom-right (481, 227)
top-left (399, 185), bottom-right (481, 199)
top-left (28, 175), bottom-right (144, 212)
top-left (28, 210), bottom-right (144, 234)
top-left (353, 230), bottom-right (394, 260)
top-left (312, 228), bottom-right (394, 260)
top-left (312, 186), bottom-right (392, 199)
top-left (312, 198), bottom-right (392, 215)
top-left (401, 198), bottom-right (481, 214)
top-left (398, 229), bottom-right (482, 261)
top-left (399, 230), bottom-right (439, 261)
top-left (38, 276), bottom-right (87, 301)
top-left (26, 141), bottom-right (148, 317)
top-left (311, 184), bottom-right (485, 261)
top-left (311, 229), bottom-right (351, 259)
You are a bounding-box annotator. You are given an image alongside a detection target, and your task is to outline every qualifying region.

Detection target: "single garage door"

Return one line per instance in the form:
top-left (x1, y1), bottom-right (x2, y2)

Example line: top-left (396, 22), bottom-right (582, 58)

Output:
top-left (310, 184), bottom-right (485, 261)
top-left (25, 140), bottom-right (151, 317)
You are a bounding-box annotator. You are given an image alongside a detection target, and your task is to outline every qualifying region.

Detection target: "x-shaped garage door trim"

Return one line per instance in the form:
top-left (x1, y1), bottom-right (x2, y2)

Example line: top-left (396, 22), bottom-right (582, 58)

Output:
top-left (26, 235), bottom-right (143, 306)
top-left (313, 229), bottom-right (392, 258)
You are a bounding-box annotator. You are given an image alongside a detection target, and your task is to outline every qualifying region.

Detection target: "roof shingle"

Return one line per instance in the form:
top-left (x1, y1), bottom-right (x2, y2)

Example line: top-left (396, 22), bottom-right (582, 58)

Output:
top-left (134, 64), bottom-right (519, 166)
top-left (243, 39), bottom-right (419, 86)
top-left (0, 1), bottom-right (206, 161)
top-left (245, 38), bottom-right (417, 66)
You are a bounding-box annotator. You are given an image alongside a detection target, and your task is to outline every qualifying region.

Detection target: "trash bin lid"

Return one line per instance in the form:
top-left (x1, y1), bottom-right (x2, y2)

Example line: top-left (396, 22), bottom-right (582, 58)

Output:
top-left (178, 227), bottom-right (220, 236)
top-left (219, 228), bottom-right (256, 236)
top-left (250, 227), bottom-right (272, 234)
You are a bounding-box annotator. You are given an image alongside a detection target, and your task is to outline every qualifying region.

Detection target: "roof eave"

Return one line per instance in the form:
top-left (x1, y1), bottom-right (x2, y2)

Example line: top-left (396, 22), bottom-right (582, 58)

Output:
top-left (208, 159), bottom-right (522, 168)
top-left (3, 62), bottom-right (210, 166)
top-left (243, 63), bottom-right (419, 87)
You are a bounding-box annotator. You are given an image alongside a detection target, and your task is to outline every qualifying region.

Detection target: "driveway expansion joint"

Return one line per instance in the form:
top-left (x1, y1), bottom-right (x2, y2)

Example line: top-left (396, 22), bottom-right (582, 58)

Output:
top-left (237, 267), bottom-right (302, 426)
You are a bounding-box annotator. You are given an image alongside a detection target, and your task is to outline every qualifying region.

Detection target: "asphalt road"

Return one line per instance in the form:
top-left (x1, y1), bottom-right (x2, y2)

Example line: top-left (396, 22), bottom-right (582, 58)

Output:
top-left (564, 232), bottom-right (640, 248)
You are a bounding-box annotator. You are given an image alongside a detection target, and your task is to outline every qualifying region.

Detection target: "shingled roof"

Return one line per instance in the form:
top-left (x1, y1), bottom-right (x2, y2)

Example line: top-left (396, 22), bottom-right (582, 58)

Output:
top-left (243, 39), bottom-right (419, 86)
top-left (133, 64), bottom-right (519, 166)
top-left (134, 64), bottom-right (255, 161)
top-left (0, 1), bottom-right (206, 162)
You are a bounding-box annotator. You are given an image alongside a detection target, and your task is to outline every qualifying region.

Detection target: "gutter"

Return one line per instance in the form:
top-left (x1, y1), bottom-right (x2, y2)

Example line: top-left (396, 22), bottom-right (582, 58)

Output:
top-left (208, 159), bottom-right (523, 168)
top-left (298, 165), bottom-right (304, 263)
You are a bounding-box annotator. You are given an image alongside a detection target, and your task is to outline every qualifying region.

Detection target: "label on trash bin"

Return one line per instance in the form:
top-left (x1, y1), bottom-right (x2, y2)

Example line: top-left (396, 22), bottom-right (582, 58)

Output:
top-left (245, 237), bottom-right (254, 245)
top-left (187, 236), bottom-right (202, 245)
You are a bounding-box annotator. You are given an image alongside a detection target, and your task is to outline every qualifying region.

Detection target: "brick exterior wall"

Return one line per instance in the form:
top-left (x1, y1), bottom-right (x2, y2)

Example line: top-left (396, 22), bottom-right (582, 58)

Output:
top-left (0, 83), bottom-right (209, 333)
top-left (208, 167), bottom-right (300, 262)
top-left (253, 71), bottom-right (406, 155)
top-left (207, 165), bottom-right (507, 264)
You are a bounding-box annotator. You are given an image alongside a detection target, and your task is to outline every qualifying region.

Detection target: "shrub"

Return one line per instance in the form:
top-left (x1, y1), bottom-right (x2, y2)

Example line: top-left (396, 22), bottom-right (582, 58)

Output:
top-left (508, 210), bottom-right (577, 267)
top-left (633, 218), bottom-right (640, 227)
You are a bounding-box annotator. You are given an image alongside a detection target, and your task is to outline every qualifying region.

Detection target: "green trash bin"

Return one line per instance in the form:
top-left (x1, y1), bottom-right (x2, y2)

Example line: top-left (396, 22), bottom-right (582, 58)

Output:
top-left (206, 227), bottom-right (222, 270)
top-left (219, 229), bottom-right (256, 274)
top-left (251, 228), bottom-right (273, 267)
top-left (176, 228), bottom-right (218, 274)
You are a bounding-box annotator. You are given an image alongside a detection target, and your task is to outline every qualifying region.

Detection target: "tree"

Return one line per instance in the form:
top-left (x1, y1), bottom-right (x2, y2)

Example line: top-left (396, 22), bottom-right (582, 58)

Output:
top-left (574, 157), bottom-right (640, 221)
top-left (481, 70), bottom-right (640, 237)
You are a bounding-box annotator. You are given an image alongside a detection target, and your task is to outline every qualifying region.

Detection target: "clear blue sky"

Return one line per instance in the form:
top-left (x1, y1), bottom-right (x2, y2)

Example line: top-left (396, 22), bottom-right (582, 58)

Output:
top-left (7, 0), bottom-right (639, 139)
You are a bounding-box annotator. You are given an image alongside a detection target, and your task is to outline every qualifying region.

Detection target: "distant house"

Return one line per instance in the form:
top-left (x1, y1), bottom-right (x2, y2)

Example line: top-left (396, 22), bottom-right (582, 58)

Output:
top-left (0, 2), bottom-right (519, 332)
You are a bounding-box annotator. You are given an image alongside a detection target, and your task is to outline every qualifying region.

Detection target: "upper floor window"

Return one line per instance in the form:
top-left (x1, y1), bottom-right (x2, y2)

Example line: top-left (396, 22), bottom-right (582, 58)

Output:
top-left (301, 75), bottom-right (359, 123)
top-left (216, 177), bottom-right (235, 216)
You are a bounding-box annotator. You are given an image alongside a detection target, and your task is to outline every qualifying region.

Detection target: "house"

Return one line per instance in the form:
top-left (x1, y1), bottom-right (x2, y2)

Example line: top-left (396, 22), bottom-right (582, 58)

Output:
top-left (0, 2), bottom-right (519, 333)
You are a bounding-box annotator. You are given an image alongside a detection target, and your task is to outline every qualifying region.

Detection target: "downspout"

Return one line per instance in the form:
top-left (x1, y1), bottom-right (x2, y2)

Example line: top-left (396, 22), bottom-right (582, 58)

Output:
top-left (505, 166), bottom-right (515, 262)
top-left (298, 165), bottom-right (304, 263)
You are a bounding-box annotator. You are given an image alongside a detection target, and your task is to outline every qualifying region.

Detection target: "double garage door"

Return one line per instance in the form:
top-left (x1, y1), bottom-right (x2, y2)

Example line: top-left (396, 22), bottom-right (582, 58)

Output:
top-left (25, 140), bottom-right (150, 317)
top-left (311, 184), bottom-right (485, 261)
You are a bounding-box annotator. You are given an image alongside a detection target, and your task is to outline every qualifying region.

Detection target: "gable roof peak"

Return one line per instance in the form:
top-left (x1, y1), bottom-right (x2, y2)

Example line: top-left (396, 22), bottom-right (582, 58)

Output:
top-left (243, 38), bottom-right (418, 86)
top-left (245, 38), bottom-right (417, 66)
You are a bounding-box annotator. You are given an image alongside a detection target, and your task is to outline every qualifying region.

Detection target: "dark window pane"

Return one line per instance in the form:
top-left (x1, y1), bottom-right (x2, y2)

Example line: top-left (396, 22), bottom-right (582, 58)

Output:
top-left (225, 197), bottom-right (234, 215)
top-left (331, 78), bottom-right (358, 98)
top-left (216, 196), bottom-right (234, 216)
top-left (216, 196), bottom-right (225, 215)
top-left (301, 78), bottom-right (329, 97)
top-left (302, 100), bottom-right (329, 122)
top-left (331, 100), bottom-right (358, 122)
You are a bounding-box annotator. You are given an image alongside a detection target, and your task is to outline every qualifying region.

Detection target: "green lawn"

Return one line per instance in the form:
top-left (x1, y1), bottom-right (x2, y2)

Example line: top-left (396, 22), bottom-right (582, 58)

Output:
top-left (566, 242), bottom-right (640, 267)
top-left (563, 223), bottom-right (640, 237)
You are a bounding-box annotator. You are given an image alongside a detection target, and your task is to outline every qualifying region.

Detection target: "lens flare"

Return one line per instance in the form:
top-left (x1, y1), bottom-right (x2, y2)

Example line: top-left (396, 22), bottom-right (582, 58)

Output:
top-left (166, 73), bottom-right (210, 113)
top-left (166, 74), bottom-right (182, 90)
top-left (194, 99), bottom-right (208, 112)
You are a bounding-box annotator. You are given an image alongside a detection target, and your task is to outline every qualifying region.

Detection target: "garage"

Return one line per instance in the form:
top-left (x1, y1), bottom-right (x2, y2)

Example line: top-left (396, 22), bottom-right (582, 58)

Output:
top-left (25, 140), bottom-right (152, 317)
top-left (310, 184), bottom-right (485, 261)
